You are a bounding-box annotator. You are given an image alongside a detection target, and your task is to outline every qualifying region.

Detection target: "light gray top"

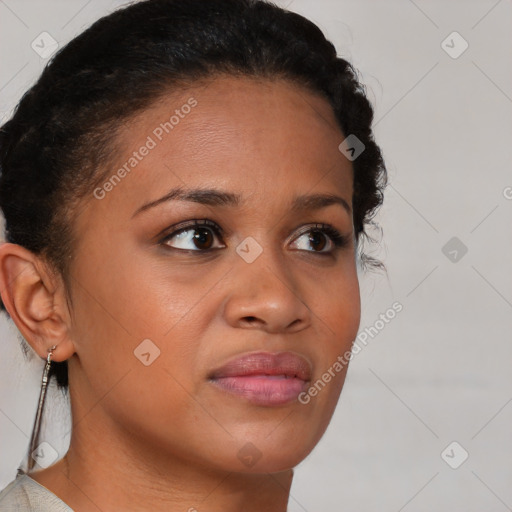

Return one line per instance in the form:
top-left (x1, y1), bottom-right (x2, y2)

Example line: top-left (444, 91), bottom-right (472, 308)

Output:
top-left (0, 472), bottom-right (73, 511)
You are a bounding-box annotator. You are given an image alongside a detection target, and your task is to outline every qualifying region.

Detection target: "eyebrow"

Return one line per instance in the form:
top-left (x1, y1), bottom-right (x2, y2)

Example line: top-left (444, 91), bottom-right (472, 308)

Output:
top-left (131, 187), bottom-right (351, 218)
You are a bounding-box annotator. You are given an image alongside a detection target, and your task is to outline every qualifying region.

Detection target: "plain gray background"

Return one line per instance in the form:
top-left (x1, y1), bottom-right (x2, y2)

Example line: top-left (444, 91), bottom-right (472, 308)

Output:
top-left (1, 0), bottom-right (511, 510)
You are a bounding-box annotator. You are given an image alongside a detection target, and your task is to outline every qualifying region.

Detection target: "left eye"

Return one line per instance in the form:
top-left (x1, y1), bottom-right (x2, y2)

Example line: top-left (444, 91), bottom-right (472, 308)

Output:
top-left (290, 226), bottom-right (344, 253)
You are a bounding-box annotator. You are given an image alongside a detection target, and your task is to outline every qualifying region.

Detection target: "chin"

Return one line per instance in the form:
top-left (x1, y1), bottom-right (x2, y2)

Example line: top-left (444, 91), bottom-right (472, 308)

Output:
top-left (217, 428), bottom-right (323, 475)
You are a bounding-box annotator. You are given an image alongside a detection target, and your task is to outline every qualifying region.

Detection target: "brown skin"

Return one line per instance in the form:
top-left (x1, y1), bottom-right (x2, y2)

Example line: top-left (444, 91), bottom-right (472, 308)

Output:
top-left (0, 76), bottom-right (360, 511)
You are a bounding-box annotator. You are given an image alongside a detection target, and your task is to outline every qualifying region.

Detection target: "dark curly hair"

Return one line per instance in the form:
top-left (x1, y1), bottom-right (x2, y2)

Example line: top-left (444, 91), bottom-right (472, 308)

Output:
top-left (0, 0), bottom-right (386, 389)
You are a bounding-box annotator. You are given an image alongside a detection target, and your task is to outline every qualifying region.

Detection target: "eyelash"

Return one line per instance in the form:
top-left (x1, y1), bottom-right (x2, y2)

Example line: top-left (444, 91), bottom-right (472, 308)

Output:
top-left (160, 219), bottom-right (350, 255)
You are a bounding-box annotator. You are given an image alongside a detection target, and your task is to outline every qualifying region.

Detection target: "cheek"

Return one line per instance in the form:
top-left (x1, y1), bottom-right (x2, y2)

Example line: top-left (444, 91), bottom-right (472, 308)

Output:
top-left (308, 266), bottom-right (360, 409)
top-left (314, 259), bottom-right (361, 345)
top-left (67, 260), bottom-right (213, 458)
top-left (335, 278), bottom-right (361, 345)
top-left (68, 237), bottom-right (223, 395)
top-left (71, 234), bottom-right (205, 340)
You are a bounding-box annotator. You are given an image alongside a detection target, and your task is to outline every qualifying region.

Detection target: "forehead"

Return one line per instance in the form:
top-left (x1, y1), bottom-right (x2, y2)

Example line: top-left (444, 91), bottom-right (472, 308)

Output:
top-left (82, 76), bottom-right (353, 223)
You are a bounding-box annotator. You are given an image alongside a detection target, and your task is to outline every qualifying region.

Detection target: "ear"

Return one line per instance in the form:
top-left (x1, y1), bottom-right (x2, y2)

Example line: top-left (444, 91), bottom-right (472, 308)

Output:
top-left (0, 242), bottom-right (75, 362)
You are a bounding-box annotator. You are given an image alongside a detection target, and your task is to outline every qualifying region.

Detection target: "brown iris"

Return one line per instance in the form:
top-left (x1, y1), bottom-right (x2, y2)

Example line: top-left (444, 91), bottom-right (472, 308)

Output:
top-left (192, 227), bottom-right (214, 250)
top-left (308, 229), bottom-right (327, 251)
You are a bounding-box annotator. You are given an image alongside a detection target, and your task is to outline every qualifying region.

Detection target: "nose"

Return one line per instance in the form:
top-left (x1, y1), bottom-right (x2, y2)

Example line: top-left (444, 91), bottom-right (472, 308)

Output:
top-left (222, 245), bottom-right (312, 334)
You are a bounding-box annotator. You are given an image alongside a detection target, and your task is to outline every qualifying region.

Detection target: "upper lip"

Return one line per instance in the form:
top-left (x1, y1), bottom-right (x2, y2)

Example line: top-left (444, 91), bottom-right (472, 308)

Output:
top-left (209, 351), bottom-right (312, 381)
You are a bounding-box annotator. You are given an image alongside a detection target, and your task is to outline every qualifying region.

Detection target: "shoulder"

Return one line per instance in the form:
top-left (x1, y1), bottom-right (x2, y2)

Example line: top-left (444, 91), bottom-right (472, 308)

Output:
top-left (0, 473), bottom-right (73, 511)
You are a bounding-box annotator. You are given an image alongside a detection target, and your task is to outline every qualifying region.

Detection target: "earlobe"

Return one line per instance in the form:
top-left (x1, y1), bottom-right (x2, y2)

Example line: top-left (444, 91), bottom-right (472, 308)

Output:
top-left (0, 242), bottom-right (75, 362)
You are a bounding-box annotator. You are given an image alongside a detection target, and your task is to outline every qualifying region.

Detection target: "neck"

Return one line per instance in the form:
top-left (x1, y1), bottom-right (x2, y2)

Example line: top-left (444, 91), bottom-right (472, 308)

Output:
top-left (30, 411), bottom-right (293, 512)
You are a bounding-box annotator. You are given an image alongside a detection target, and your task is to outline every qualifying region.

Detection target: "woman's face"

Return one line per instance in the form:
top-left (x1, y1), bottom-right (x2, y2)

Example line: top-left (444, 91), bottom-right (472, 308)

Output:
top-left (66, 76), bottom-right (360, 474)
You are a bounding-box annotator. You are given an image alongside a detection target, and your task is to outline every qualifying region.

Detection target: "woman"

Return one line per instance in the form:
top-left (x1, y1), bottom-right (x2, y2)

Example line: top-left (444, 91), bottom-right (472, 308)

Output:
top-left (0, 0), bottom-right (386, 510)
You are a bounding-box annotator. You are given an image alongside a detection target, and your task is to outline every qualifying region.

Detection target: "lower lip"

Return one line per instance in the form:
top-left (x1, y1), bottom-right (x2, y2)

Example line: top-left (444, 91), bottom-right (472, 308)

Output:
top-left (210, 375), bottom-right (308, 406)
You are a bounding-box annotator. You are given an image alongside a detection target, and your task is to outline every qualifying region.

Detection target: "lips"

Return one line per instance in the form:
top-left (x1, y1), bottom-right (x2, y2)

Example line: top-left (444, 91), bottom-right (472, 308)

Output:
top-left (209, 351), bottom-right (312, 406)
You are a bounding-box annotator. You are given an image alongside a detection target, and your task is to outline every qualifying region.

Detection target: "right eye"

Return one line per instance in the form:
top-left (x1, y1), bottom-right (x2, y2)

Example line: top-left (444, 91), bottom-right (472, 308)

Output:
top-left (160, 219), bottom-right (226, 252)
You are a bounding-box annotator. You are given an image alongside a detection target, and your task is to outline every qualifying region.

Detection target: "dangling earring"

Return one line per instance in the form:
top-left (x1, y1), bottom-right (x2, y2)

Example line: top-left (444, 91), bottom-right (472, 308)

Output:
top-left (26, 344), bottom-right (57, 472)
